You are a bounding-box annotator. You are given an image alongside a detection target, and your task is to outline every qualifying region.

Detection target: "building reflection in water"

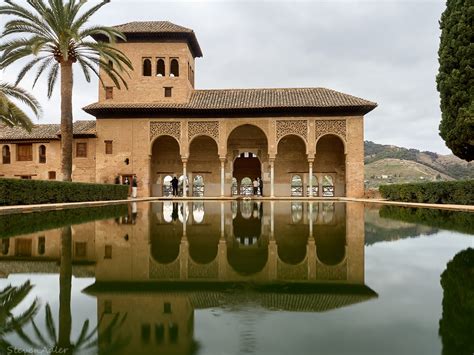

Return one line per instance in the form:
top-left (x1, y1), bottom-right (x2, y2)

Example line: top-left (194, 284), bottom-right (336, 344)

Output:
top-left (0, 201), bottom-right (374, 355)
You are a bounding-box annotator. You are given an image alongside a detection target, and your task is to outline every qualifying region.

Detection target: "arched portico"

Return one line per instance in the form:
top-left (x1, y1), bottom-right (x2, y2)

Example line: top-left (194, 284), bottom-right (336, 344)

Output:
top-left (314, 134), bottom-right (346, 197)
top-left (150, 135), bottom-right (182, 197)
top-left (188, 135), bottom-right (220, 196)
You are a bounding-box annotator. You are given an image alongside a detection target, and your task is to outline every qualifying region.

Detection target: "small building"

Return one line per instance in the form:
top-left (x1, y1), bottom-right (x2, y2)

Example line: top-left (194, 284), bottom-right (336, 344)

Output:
top-left (0, 21), bottom-right (377, 198)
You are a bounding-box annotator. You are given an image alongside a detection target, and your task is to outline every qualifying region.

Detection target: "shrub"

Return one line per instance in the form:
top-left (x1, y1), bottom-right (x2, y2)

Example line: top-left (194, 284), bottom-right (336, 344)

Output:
top-left (379, 180), bottom-right (474, 205)
top-left (0, 178), bottom-right (129, 206)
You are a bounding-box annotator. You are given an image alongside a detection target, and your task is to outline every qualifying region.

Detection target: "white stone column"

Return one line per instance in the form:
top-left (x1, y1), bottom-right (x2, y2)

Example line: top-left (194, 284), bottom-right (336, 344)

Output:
top-left (270, 159), bottom-right (275, 198)
top-left (182, 159), bottom-right (187, 197)
top-left (308, 160), bottom-right (313, 197)
top-left (220, 158), bottom-right (226, 197)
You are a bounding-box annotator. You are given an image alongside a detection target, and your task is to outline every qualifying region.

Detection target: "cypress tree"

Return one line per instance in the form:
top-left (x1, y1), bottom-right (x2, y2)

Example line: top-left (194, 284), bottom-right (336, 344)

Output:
top-left (436, 0), bottom-right (474, 161)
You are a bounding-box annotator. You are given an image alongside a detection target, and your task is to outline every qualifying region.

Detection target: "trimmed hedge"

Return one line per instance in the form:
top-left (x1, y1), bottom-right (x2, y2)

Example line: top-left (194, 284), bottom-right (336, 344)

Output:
top-left (379, 180), bottom-right (474, 205)
top-left (0, 178), bottom-right (129, 205)
top-left (0, 204), bottom-right (128, 238)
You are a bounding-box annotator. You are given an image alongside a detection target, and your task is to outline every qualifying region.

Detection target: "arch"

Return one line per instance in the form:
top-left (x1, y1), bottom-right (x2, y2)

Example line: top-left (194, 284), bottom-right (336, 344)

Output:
top-left (240, 177), bottom-right (253, 196)
top-left (156, 58), bottom-right (165, 76)
top-left (291, 175), bottom-right (303, 197)
top-left (315, 134), bottom-right (346, 197)
top-left (231, 177), bottom-right (238, 196)
top-left (150, 135), bottom-right (182, 197)
top-left (143, 58), bottom-right (152, 76)
top-left (150, 134), bottom-right (181, 154)
top-left (276, 133), bottom-right (308, 153)
top-left (163, 175), bottom-right (173, 197)
top-left (188, 135), bottom-right (220, 196)
top-left (315, 133), bottom-right (346, 154)
top-left (178, 175), bottom-right (188, 198)
top-left (170, 59), bottom-right (179, 77)
top-left (2, 145), bottom-right (11, 164)
top-left (226, 123), bottom-right (269, 146)
top-left (315, 222), bottom-right (346, 266)
top-left (39, 145), bottom-right (46, 164)
top-left (189, 133), bottom-right (219, 148)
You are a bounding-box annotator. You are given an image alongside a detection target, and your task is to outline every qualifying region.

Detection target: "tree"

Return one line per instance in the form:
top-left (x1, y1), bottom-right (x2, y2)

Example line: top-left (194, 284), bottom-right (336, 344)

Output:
top-left (0, 0), bottom-right (133, 181)
top-left (436, 0), bottom-right (474, 161)
top-left (0, 81), bottom-right (41, 131)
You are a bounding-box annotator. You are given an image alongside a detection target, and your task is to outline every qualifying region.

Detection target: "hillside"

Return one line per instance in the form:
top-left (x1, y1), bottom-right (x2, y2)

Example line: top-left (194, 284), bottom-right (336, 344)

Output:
top-left (364, 141), bottom-right (474, 188)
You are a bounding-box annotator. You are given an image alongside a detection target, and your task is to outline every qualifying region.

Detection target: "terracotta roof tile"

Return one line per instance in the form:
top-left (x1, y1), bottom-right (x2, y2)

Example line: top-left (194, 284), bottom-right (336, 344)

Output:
top-left (83, 88), bottom-right (377, 115)
top-left (113, 21), bottom-right (194, 34)
top-left (0, 120), bottom-right (96, 141)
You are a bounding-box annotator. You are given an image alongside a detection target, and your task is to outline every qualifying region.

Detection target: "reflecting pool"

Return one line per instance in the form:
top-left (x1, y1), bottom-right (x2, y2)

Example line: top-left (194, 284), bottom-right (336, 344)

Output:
top-left (0, 201), bottom-right (472, 355)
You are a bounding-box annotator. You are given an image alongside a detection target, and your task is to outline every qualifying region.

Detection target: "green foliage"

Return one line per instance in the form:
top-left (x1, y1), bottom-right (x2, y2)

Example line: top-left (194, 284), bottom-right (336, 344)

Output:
top-left (439, 248), bottom-right (474, 355)
top-left (379, 205), bottom-right (474, 235)
top-left (0, 81), bottom-right (41, 131)
top-left (379, 180), bottom-right (474, 205)
top-left (436, 0), bottom-right (474, 161)
top-left (0, 178), bottom-right (129, 206)
top-left (0, 204), bottom-right (128, 238)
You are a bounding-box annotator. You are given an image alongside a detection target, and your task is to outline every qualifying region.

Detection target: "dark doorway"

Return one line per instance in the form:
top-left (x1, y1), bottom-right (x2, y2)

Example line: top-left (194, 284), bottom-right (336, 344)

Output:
top-left (233, 152), bottom-right (261, 195)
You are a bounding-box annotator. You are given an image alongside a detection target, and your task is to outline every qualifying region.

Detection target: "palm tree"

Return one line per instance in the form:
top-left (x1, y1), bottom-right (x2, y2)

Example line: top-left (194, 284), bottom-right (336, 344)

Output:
top-left (0, 81), bottom-right (41, 131)
top-left (0, 0), bottom-right (133, 181)
top-left (0, 280), bottom-right (40, 352)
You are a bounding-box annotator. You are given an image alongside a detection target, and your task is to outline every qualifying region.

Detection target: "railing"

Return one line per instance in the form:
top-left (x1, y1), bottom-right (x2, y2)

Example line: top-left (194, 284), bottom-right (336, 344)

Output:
top-left (322, 186), bottom-right (335, 197)
top-left (240, 185), bottom-right (253, 196)
top-left (291, 185), bottom-right (303, 197)
top-left (306, 186), bottom-right (319, 196)
top-left (163, 185), bottom-right (173, 197)
top-left (193, 185), bottom-right (204, 197)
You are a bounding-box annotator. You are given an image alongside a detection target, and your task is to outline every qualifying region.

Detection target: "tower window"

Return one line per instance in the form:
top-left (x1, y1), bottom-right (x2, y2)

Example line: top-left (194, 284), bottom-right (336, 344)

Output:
top-left (156, 58), bottom-right (165, 76)
top-left (143, 58), bottom-right (152, 76)
top-left (39, 145), bottom-right (46, 163)
top-left (105, 140), bottom-right (113, 154)
top-left (170, 58), bottom-right (179, 77)
top-left (164, 87), bottom-right (172, 97)
top-left (105, 86), bottom-right (113, 99)
top-left (2, 145), bottom-right (11, 164)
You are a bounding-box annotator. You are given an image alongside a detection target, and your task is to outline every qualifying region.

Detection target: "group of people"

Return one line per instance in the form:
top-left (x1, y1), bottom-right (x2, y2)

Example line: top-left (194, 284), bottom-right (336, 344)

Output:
top-left (253, 177), bottom-right (263, 196)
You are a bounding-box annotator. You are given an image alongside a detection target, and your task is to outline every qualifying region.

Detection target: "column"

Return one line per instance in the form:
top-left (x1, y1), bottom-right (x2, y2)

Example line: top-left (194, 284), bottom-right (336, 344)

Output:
top-left (182, 159), bottom-right (187, 197)
top-left (270, 159), bottom-right (275, 198)
top-left (220, 158), bottom-right (226, 197)
top-left (308, 160), bottom-right (314, 197)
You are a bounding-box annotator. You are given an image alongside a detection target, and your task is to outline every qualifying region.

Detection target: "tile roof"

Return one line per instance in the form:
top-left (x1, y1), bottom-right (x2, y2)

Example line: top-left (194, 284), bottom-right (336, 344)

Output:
top-left (83, 87), bottom-right (377, 115)
top-left (0, 120), bottom-right (96, 141)
top-left (94, 21), bottom-right (203, 58)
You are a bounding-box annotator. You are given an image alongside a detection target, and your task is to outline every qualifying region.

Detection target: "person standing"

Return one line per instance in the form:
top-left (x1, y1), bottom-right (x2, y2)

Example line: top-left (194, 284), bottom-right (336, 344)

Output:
top-left (132, 176), bottom-right (138, 198)
top-left (253, 178), bottom-right (259, 196)
top-left (171, 176), bottom-right (179, 197)
top-left (258, 177), bottom-right (263, 196)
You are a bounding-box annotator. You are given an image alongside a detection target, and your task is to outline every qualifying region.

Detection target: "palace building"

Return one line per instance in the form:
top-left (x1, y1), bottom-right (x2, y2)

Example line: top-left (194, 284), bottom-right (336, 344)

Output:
top-left (0, 21), bottom-right (377, 198)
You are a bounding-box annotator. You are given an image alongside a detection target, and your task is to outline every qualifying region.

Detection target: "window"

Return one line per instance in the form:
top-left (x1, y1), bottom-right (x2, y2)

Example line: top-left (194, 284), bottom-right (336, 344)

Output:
top-left (39, 145), bottom-right (46, 163)
top-left (164, 87), bottom-right (172, 97)
top-left (307, 175), bottom-right (318, 196)
top-left (15, 239), bottom-right (32, 257)
top-left (2, 145), bottom-right (10, 164)
top-left (48, 171), bottom-right (56, 180)
top-left (105, 86), bottom-right (113, 99)
top-left (17, 143), bottom-right (32, 161)
top-left (291, 175), bottom-right (303, 197)
top-left (104, 245), bottom-right (112, 259)
top-left (322, 175), bottom-right (335, 197)
top-left (105, 140), bottom-right (113, 154)
top-left (170, 58), bottom-right (179, 77)
top-left (2, 238), bottom-right (10, 255)
top-left (75, 242), bottom-right (87, 257)
top-left (156, 58), bottom-right (165, 76)
top-left (143, 58), bottom-right (152, 76)
top-left (76, 142), bottom-right (87, 158)
top-left (193, 175), bottom-right (204, 197)
top-left (37, 236), bottom-right (45, 255)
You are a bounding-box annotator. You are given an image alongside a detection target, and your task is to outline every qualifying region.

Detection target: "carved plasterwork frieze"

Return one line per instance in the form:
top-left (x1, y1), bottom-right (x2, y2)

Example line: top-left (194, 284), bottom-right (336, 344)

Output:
top-left (315, 120), bottom-right (346, 141)
top-left (276, 120), bottom-right (308, 142)
top-left (150, 121), bottom-right (181, 142)
top-left (188, 121), bottom-right (219, 143)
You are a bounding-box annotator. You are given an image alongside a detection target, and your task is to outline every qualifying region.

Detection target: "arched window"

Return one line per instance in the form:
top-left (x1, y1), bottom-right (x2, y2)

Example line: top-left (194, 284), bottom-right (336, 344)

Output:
top-left (170, 59), bottom-right (179, 77)
top-left (240, 177), bottom-right (253, 196)
top-left (163, 175), bottom-right (172, 197)
top-left (307, 175), bottom-right (318, 196)
top-left (156, 58), bottom-right (165, 76)
top-left (178, 175), bottom-right (188, 196)
top-left (291, 175), bottom-right (303, 197)
top-left (322, 175), bottom-right (335, 197)
top-left (143, 58), bottom-right (152, 76)
top-left (1, 238), bottom-right (9, 255)
top-left (231, 177), bottom-right (238, 196)
top-left (39, 145), bottom-right (46, 163)
top-left (37, 236), bottom-right (45, 255)
top-left (2, 145), bottom-right (10, 164)
top-left (193, 175), bottom-right (204, 197)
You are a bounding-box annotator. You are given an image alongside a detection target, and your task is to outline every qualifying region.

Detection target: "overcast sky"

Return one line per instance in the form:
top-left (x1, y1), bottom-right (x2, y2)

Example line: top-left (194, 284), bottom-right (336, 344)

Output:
top-left (0, 0), bottom-right (451, 154)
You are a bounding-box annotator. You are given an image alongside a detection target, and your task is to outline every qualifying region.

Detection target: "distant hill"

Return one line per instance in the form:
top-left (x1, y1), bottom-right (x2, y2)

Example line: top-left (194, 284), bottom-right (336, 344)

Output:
top-left (364, 141), bottom-right (474, 188)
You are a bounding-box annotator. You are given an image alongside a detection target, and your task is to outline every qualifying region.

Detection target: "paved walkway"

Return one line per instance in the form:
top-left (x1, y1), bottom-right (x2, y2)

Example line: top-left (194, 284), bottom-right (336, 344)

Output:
top-left (0, 196), bottom-right (472, 215)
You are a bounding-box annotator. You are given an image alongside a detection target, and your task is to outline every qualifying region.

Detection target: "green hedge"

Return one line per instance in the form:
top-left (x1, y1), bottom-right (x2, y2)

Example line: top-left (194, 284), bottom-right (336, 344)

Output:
top-left (0, 178), bottom-right (129, 205)
top-left (379, 180), bottom-right (474, 205)
top-left (0, 204), bottom-right (128, 238)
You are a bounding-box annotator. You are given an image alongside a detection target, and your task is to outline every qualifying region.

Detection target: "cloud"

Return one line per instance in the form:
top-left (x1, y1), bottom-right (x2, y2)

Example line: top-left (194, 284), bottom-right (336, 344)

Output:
top-left (0, 0), bottom-right (450, 153)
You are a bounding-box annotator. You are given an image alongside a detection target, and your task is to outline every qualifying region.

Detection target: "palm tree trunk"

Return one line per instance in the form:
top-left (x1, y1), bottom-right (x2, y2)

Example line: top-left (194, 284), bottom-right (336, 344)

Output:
top-left (60, 61), bottom-right (73, 182)
top-left (57, 226), bottom-right (72, 353)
